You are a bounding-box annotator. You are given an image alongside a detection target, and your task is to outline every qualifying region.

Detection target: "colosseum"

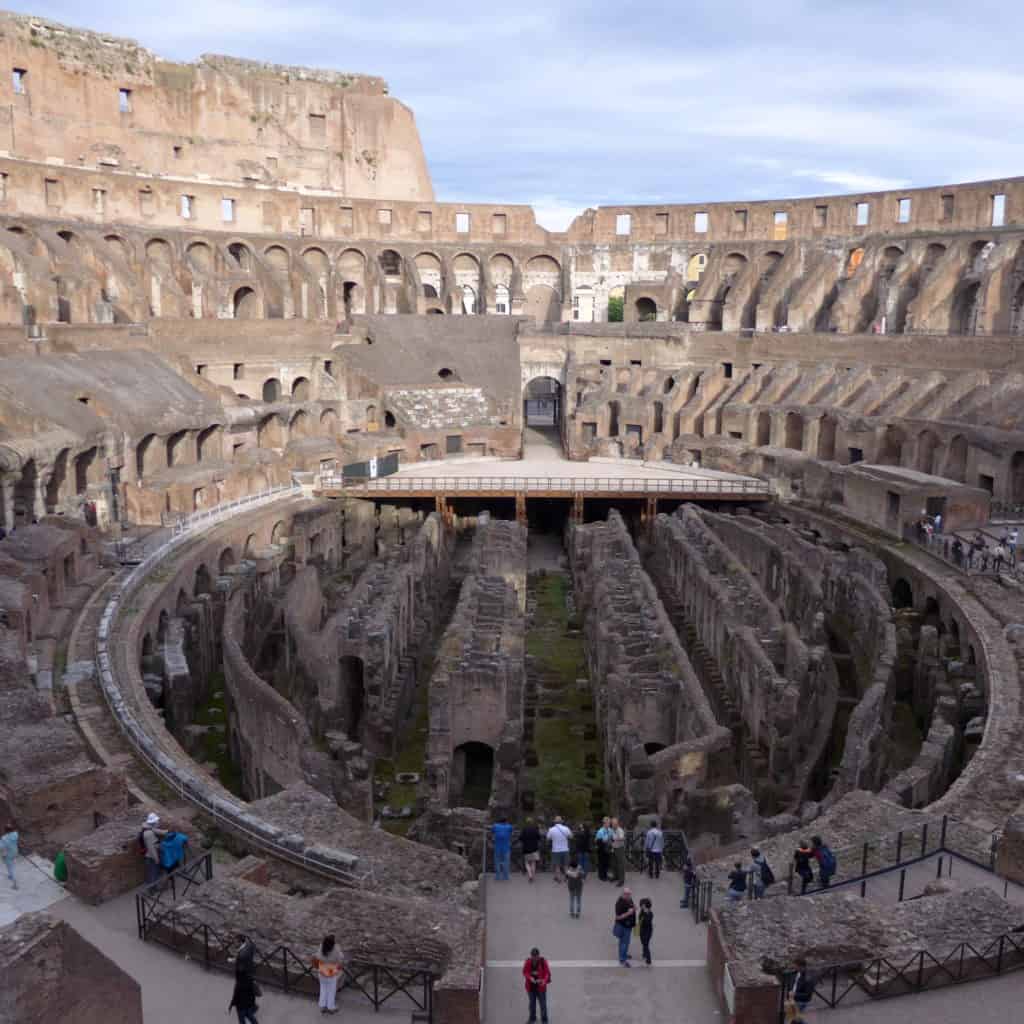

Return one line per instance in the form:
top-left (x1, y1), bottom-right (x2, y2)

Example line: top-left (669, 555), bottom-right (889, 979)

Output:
top-left (1, 9), bottom-right (1024, 1024)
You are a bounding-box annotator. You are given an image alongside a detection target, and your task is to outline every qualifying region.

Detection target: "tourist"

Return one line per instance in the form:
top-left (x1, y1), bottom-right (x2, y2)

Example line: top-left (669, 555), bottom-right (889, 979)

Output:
top-left (233, 933), bottom-right (256, 978)
top-left (811, 836), bottom-right (836, 887)
top-left (1009, 528), bottom-right (1019, 562)
top-left (613, 887), bottom-right (636, 966)
top-left (680, 855), bottom-right (697, 909)
top-left (644, 820), bottom-right (664, 879)
top-left (520, 818), bottom-right (541, 883)
top-left (610, 817), bottom-right (627, 886)
top-left (547, 815), bottom-right (573, 883)
top-left (522, 946), bottom-right (551, 1024)
top-left (750, 847), bottom-right (773, 899)
top-left (993, 542), bottom-right (1008, 573)
top-left (952, 537), bottom-right (964, 567)
top-left (566, 856), bottom-right (584, 917)
top-left (933, 512), bottom-right (943, 534)
top-left (794, 841), bottom-right (815, 893)
top-left (140, 812), bottom-right (167, 886)
top-left (595, 817), bottom-right (612, 881)
top-left (313, 934), bottom-right (344, 1015)
top-left (638, 897), bottom-right (654, 965)
top-left (789, 958), bottom-right (815, 1015)
top-left (1, 822), bottom-right (18, 891)
top-left (492, 816), bottom-right (514, 881)
top-left (228, 968), bottom-right (260, 1024)
top-left (575, 822), bottom-right (592, 876)
top-left (726, 861), bottom-right (747, 902)
top-left (159, 829), bottom-right (189, 873)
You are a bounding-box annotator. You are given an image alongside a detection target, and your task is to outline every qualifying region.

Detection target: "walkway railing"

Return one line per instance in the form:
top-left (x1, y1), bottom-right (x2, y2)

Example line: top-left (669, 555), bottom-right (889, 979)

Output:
top-left (777, 931), bottom-right (1024, 1021)
top-left (693, 814), bottom-right (999, 921)
top-left (136, 854), bottom-right (435, 1020)
top-left (320, 474), bottom-right (771, 496)
top-left (93, 483), bottom-right (368, 887)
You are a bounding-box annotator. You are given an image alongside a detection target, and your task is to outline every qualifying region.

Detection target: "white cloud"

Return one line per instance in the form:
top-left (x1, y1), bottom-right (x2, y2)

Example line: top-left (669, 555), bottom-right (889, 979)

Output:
top-left (791, 170), bottom-right (914, 193)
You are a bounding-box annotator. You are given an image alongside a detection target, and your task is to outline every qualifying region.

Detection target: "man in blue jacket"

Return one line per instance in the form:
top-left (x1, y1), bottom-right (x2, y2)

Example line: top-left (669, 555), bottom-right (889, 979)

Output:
top-left (492, 817), bottom-right (514, 881)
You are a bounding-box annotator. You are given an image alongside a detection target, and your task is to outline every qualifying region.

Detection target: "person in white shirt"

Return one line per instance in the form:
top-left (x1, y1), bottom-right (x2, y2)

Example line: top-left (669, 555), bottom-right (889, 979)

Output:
top-left (546, 816), bottom-right (573, 883)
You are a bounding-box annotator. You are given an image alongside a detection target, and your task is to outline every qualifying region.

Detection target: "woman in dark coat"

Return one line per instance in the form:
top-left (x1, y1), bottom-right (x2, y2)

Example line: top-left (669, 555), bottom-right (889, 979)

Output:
top-left (229, 970), bottom-right (259, 1023)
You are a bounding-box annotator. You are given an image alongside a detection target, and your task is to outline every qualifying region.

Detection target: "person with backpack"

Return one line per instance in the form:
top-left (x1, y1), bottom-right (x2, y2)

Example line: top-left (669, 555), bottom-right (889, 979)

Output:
top-left (638, 897), bottom-right (654, 965)
top-left (139, 813), bottom-right (167, 886)
top-left (159, 830), bottom-right (188, 873)
top-left (750, 847), bottom-right (774, 899)
top-left (794, 840), bottom-right (815, 894)
top-left (811, 836), bottom-right (836, 887)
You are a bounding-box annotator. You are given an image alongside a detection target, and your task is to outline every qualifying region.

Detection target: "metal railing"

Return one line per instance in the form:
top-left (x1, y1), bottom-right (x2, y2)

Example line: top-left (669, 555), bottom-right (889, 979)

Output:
top-left (92, 483), bottom-right (368, 887)
top-left (482, 828), bottom-right (691, 874)
top-left (777, 930), bottom-right (1024, 1020)
top-left (693, 815), bottom-right (999, 922)
top-left (320, 474), bottom-right (771, 496)
top-left (137, 855), bottom-right (435, 1020)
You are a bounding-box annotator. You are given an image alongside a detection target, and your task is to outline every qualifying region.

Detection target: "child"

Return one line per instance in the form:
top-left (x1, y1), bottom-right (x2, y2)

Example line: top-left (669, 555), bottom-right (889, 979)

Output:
top-left (638, 897), bottom-right (654, 965)
top-left (566, 856), bottom-right (584, 918)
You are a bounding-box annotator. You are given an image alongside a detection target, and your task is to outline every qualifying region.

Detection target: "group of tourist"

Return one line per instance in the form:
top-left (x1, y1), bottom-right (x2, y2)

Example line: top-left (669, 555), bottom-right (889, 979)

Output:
top-left (916, 514), bottom-right (1020, 575)
top-left (229, 931), bottom-right (343, 1021)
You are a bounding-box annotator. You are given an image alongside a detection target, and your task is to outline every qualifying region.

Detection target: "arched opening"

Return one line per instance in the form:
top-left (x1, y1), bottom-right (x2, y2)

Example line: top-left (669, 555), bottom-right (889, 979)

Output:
top-left (609, 400), bottom-right (621, 437)
top-left (423, 284), bottom-right (438, 298)
top-left (494, 284), bottom-right (511, 315)
top-left (340, 656), bottom-right (365, 741)
top-left (289, 410), bottom-right (312, 439)
top-left (461, 284), bottom-right (477, 314)
top-left (262, 378), bottom-right (282, 402)
top-left (525, 284), bottom-right (560, 323)
top-left (916, 430), bottom-right (941, 476)
top-left (663, 376), bottom-right (676, 395)
top-left (379, 250), bottom-right (401, 276)
top-left (1012, 451), bottom-right (1024, 504)
top-left (227, 242), bottom-right (251, 271)
top-left (45, 449), bottom-right (69, 511)
top-left (524, 376), bottom-right (562, 431)
top-left (385, 411), bottom-right (396, 428)
top-left (270, 521), bottom-right (287, 546)
top-left (166, 430), bottom-right (188, 468)
top-left (784, 412), bottom-right (804, 451)
top-left (218, 548), bottom-right (236, 575)
top-left (196, 425), bottom-right (221, 463)
top-left (878, 426), bottom-right (904, 466)
top-left (12, 459), bottom-right (37, 526)
top-left (136, 433), bottom-right (158, 480)
top-left (946, 435), bottom-right (968, 483)
top-left (756, 411), bottom-right (772, 447)
top-left (291, 377), bottom-right (310, 401)
top-left (194, 564), bottom-right (213, 596)
top-left (635, 297), bottom-right (658, 322)
top-left (452, 741), bottom-right (494, 808)
top-left (257, 415), bottom-right (285, 449)
top-left (846, 248), bottom-right (865, 277)
top-left (955, 281), bottom-right (982, 335)
top-left (320, 408), bottom-right (339, 435)
top-left (74, 447), bottom-right (98, 495)
top-left (1012, 280), bottom-right (1024, 336)
top-left (892, 578), bottom-right (914, 609)
top-left (233, 286), bottom-right (258, 319)
top-left (817, 417), bottom-right (837, 460)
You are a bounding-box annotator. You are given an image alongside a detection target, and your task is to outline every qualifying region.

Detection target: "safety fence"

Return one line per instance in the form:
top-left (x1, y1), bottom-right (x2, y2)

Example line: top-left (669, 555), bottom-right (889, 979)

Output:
top-left (692, 814), bottom-right (999, 922)
top-left (136, 854), bottom-right (435, 1020)
top-left (482, 828), bottom-right (691, 875)
top-left (94, 484), bottom-right (369, 888)
top-left (776, 930), bottom-right (1024, 1021)
top-left (320, 475), bottom-right (771, 497)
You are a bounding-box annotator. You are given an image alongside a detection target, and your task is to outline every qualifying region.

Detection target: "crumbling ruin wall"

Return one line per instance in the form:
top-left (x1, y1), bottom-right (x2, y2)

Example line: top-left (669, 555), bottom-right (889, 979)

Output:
top-left (571, 510), bottom-right (731, 817)
top-left (647, 506), bottom-right (836, 810)
top-left (0, 912), bottom-right (143, 1024)
top-left (425, 517), bottom-right (526, 813)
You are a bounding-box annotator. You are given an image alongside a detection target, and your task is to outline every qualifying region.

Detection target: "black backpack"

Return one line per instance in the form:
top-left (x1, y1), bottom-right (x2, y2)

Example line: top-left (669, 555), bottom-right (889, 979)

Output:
top-left (760, 859), bottom-right (775, 886)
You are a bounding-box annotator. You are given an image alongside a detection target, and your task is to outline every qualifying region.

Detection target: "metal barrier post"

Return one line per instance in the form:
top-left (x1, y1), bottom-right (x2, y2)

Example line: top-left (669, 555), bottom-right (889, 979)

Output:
top-left (861, 842), bottom-right (868, 877)
top-left (282, 948), bottom-right (290, 993)
top-left (921, 822), bottom-right (929, 857)
top-left (935, 855), bottom-right (944, 879)
top-left (896, 830), bottom-right (903, 864)
top-left (898, 868), bottom-right (906, 902)
top-left (203, 924), bottom-right (210, 970)
top-left (940, 815), bottom-right (948, 849)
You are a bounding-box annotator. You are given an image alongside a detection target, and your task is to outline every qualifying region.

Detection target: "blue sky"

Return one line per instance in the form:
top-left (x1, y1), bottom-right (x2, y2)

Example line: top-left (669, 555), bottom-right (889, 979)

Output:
top-left (9, 1), bottom-right (1024, 229)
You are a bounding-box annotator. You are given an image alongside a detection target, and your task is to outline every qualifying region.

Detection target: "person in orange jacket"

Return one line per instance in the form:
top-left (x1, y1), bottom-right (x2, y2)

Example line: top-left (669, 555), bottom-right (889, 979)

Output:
top-left (522, 946), bottom-right (551, 1024)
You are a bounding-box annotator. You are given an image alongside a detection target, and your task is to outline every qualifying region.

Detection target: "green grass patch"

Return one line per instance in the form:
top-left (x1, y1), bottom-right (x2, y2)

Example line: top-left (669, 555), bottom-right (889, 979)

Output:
top-left (193, 671), bottom-right (243, 796)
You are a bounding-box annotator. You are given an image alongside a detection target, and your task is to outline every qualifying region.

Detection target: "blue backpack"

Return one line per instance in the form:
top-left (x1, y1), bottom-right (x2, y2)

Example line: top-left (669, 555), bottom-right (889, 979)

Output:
top-left (820, 846), bottom-right (836, 875)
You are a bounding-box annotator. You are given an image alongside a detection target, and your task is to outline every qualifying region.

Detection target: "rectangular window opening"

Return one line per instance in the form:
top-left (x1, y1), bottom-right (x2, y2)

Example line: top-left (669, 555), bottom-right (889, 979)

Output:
top-left (118, 88), bottom-right (132, 113)
top-left (773, 211), bottom-right (788, 240)
top-left (991, 193), bottom-right (1007, 227)
top-left (139, 189), bottom-right (154, 216)
top-left (308, 113), bottom-right (326, 138)
top-left (300, 207), bottom-right (316, 236)
top-left (378, 208), bottom-right (393, 231)
top-left (233, 363), bottom-right (244, 380)
top-left (655, 212), bottom-right (669, 235)
top-left (92, 188), bottom-right (106, 215)
top-left (694, 211), bottom-right (709, 233)
top-left (195, 364), bottom-right (207, 377)
top-left (12, 68), bottom-right (26, 95)
top-left (848, 447), bottom-right (864, 464)
top-left (732, 209), bottom-right (747, 233)
top-left (455, 211), bottom-right (470, 233)
top-left (897, 197), bottom-right (911, 223)
top-left (417, 210), bottom-right (433, 233)
top-left (173, 145), bottom-right (183, 159)
top-left (722, 361), bottom-right (733, 379)
top-left (492, 212), bottom-right (507, 235)
top-left (221, 197), bottom-right (236, 222)
top-left (855, 201), bottom-right (870, 226)
top-left (615, 213), bottom-right (631, 236)
top-left (180, 194), bottom-right (194, 219)
top-left (599, 358), bottom-right (612, 367)
top-left (338, 206), bottom-right (354, 231)
top-left (941, 194), bottom-right (955, 222)
top-left (814, 205), bottom-right (828, 228)
top-left (630, 359), bottom-right (642, 367)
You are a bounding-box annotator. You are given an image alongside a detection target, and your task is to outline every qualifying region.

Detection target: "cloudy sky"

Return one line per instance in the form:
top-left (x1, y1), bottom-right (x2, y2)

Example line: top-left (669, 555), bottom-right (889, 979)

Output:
top-left (10, 0), bottom-right (1024, 229)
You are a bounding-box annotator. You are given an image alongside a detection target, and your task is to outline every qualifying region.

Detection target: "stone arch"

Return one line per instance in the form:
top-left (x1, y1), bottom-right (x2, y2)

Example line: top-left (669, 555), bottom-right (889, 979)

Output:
top-left (945, 434), bottom-right (968, 483)
top-left (291, 377), bottom-right (311, 402)
top-left (289, 409), bottom-right (312, 439)
top-left (45, 448), bottom-right (70, 511)
top-left (233, 286), bottom-right (259, 319)
top-left (524, 375), bottom-right (562, 429)
top-left (196, 424), bottom-right (222, 463)
top-left (186, 241), bottom-right (212, 273)
top-left (892, 577), bottom-right (914, 609)
top-left (338, 248), bottom-right (366, 317)
top-left (685, 252), bottom-right (708, 281)
top-left (244, 534), bottom-right (257, 558)
top-left (379, 249), bottom-right (402, 276)
top-left (270, 520), bottom-right (287, 546)
top-left (194, 563), bottom-right (213, 596)
top-left (415, 251), bottom-right (442, 298)
top-left (227, 242), bottom-right (253, 272)
top-left (489, 252), bottom-right (515, 285)
top-left (451, 741), bottom-right (494, 807)
top-left (525, 284), bottom-right (560, 323)
top-left (136, 433), bottom-right (160, 480)
top-left (784, 411), bottom-right (805, 451)
top-left (846, 247), bottom-right (865, 277)
top-left (756, 411), bottom-right (772, 447)
top-left (302, 246), bottom-right (329, 275)
top-left (264, 245), bottom-right (289, 272)
top-left (218, 547), bottom-right (236, 574)
top-left (104, 234), bottom-right (131, 261)
top-left (878, 425), bottom-right (904, 466)
top-left (817, 416), bottom-right (837, 460)
top-left (635, 297), bottom-right (658, 321)
top-left (145, 238), bottom-right (173, 265)
top-left (262, 378), bottom-right (282, 402)
top-left (166, 430), bottom-right (189, 468)
top-left (320, 408), bottom-right (339, 435)
top-left (916, 429), bottom-right (941, 476)
top-left (257, 414), bottom-right (285, 448)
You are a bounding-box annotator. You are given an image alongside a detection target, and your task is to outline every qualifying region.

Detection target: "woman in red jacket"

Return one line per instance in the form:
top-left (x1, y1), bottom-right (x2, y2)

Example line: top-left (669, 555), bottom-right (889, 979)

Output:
top-left (522, 947), bottom-right (551, 1024)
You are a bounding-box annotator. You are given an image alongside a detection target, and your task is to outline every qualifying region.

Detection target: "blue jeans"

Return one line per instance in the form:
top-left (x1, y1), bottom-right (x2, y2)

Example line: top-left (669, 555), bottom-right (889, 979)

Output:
top-left (681, 880), bottom-right (694, 907)
top-left (726, 888), bottom-right (744, 902)
top-left (235, 1009), bottom-right (258, 1024)
top-left (569, 888), bottom-right (581, 915)
top-left (144, 858), bottom-right (162, 886)
top-left (615, 923), bottom-right (631, 963)
top-left (494, 848), bottom-right (511, 880)
top-left (578, 851), bottom-right (589, 875)
top-left (527, 987), bottom-right (548, 1023)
